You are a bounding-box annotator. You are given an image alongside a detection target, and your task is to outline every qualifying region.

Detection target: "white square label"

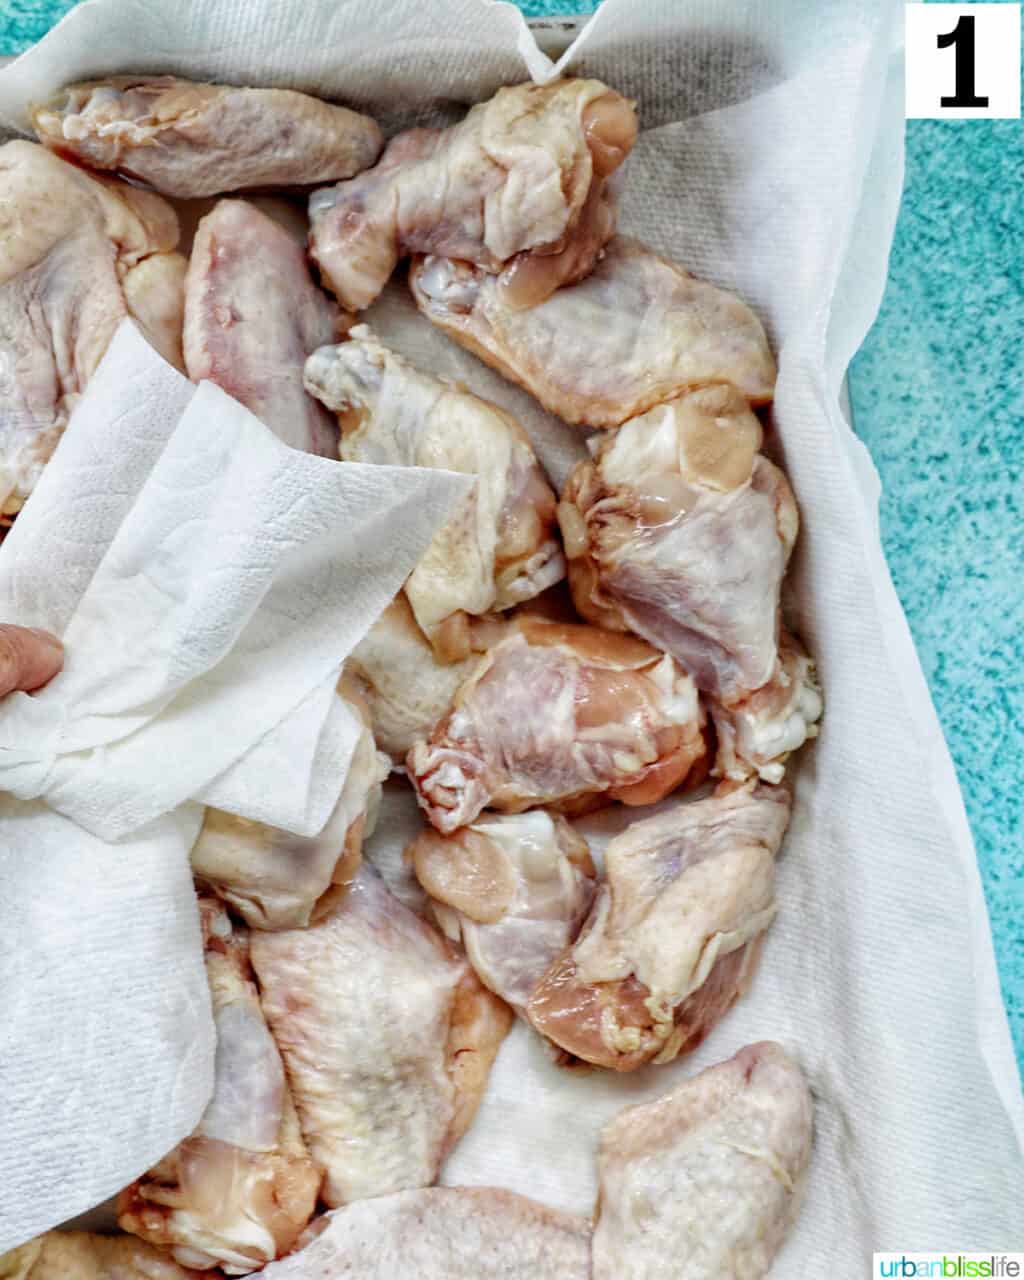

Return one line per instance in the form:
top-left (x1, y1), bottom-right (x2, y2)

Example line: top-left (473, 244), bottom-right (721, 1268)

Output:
top-left (906, 3), bottom-right (1021, 118)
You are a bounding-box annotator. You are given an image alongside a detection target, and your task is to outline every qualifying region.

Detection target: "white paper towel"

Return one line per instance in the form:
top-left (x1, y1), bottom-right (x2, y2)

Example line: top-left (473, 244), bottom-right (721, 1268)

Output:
top-left (1, 0), bottom-right (1022, 1268)
top-left (0, 320), bottom-right (471, 1245)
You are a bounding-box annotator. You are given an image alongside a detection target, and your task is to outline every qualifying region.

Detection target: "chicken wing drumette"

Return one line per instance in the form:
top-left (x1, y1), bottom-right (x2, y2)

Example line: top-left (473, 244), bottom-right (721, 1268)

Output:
top-left (410, 809), bottom-right (596, 1015)
top-left (118, 901), bottom-right (321, 1274)
top-left (559, 383), bottom-right (822, 781)
top-left (410, 238), bottom-right (776, 428)
top-left (309, 79), bottom-right (637, 312)
top-left (407, 617), bottom-right (708, 834)
top-left (191, 683), bottom-right (389, 929)
top-left (305, 328), bottom-right (563, 660)
top-left (31, 76), bottom-right (382, 198)
top-left (527, 782), bottom-right (790, 1071)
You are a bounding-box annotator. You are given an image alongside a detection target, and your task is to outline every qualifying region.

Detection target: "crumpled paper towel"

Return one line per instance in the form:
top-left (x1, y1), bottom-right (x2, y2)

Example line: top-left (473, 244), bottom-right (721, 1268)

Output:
top-left (0, 321), bottom-right (470, 1246)
top-left (1, 0), bottom-right (1022, 1269)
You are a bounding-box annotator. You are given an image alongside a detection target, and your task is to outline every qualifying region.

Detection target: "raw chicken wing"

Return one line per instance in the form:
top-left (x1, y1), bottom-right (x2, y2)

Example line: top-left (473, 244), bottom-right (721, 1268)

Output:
top-left (261, 1188), bottom-right (590, 1280)
top-left (527, 782), bottom-right (790, 1070)
top-left (410, 809), bottom-right (596, 1014)
top-left (410, 238), bottom-right (776, 427)
top-left (0, 142), bottom-right (182, 515)
top-left (118, 901), bottom-right (321, 1274)
top-left (559, 384), bottom-right (820, 780)
top-left (0, 1232), bottom-right (201, 1279)
top-left (308, 79), bottom-right (636, 311)
top-left (184, 200), bottom-right (343, 455)
top-left (408, 616), bottom-right (708, 834)
top-left (592, 1041), bottom-right (812, 1279)
top-left (305, 327), bottom-right (564, 658)
top-left (191, 684), bottom-right (389, 929)
top-left (344, 596), bottom-right (484, 761)
top-left (32, 77), bottom-right (382, 198)
top-left (249, 866), bottom-right (511, 1207)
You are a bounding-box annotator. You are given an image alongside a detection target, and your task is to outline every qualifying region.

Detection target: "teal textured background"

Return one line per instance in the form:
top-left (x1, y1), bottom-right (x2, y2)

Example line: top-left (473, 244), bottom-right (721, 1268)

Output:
top-left (0, 0), bottom-right (1020, 1071)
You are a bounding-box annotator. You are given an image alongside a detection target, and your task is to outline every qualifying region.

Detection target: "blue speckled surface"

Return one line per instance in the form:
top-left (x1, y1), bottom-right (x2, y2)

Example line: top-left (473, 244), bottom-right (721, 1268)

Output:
top-left (1, 0), bottom-right (1020, 1070)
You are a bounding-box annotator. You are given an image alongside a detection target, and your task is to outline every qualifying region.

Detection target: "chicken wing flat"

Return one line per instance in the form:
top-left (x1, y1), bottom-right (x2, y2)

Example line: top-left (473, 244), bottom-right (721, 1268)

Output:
top-left (345, 596), bottom-right (484, 761)
top-left (184, 200), bottom-right (343, 455)
top-left (191, 685), bottom-right (389, 929)
top-left (118, 901), bottom-right (320, 1274)
top-left (0, 141), bottom-right (182, 516)
top-left (592, 1041), bottom-right (812, 1279)
top-left (249, 866), bottom-right (511, 1208)
top-left (261, 1188), bottom-right (590, 1280)
top-left (0, 1231), bottom-right (201, 1279)
top-left (305, 328), bottom-right (564, 657)
top-left (527, 782), bottom-right (790, 1071)
top-left (308, 79), bottom-right (636, 312)
top-left (408, 616), bottom-right (708, 835)
top-left (410, 810), bottom-right (596, 1014)
top-left (410, 238), bottom-right (776, 428)
top-left (31, 77), bottom-right (382, 198)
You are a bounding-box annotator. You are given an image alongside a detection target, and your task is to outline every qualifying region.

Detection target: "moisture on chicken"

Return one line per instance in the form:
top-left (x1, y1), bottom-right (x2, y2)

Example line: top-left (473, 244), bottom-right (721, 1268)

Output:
top-left (558, 382), bottom-right (821, 780)
top-left (410, 810), bottom-right (596, 1014)
top-left (0, 1231), bottom-right (202, 1279)
top-left (410, 238), bottom-right (777, 428)
top-left (118, 901), bottom-right (321, 1274)
top-left (527, 782), bottom-right (790, 1071)
top-left (345, 596), bottom-right (487, 762)
top-left (305, 328), bottom-right (564, 659)
top-left (184, 199), bottom-right (344, 455)
top-left (191, 684), bottom-right (389, 929)
top-left (407, 616), bottom-right (708, 835)
top-left (260, 1188), bottom-right (591, 1280)
top-left (249, 866), bottom-right (511, 1208)
top-left (308, 79), bottom-right (637, 312)
top-left (592, 1041), bottom-right (812, 1279)
top-left (31, 77), bottom-right (383, 199)
top-left (0, 141), bottom-right (184, 516)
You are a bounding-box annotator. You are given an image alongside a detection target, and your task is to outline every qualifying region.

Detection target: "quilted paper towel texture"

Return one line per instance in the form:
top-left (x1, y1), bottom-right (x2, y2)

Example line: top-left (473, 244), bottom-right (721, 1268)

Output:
top-left (0, 321), bottom-right (472, 1247)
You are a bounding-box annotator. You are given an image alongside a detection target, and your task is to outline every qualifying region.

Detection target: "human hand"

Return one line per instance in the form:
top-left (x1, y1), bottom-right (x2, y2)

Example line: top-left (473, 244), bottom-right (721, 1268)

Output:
top-left (0, 625), bottom-right (64, 696)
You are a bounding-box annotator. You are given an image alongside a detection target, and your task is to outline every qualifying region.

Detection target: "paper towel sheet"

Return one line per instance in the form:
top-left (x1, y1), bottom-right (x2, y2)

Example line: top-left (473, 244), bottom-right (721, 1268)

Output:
top-left (0, 319), bottom-right (471, 1246)
top-left (1, 0), bottom-right (1022, 1268)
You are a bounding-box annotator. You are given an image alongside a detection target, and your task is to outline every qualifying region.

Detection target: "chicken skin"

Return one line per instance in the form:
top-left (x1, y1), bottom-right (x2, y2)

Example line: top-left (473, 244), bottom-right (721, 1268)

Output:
top-left (118, 901), bottom-right (321, 1274)
top-left (249, 866), bottom-right (511, 1208)
top-left (184, 200), bottom-right (344, 455)
top-left (191, 684), bottom-right (389, 929)
top-left (592, 1042), bottom-right (812, 1279)
top-left (527, 782), bottom-right (790, 1071)
top-left (31, 77), bottom-right (382, 198)
top-left (345, 596), bottom-right (487, 762)
top-left (410, 810), bottom-right (596, 1014)
top-left (305, 328), bottom-right (564, 659)
top-left (410, 238), bottom-right (776, 428)
top-left (559, 383), bottom-right (821, 781)
top-left (0, 1231), bottom-right (202, 1279)
top-left (0, 141), bottom-right (182, 516)
top-left (407, 617), bottom-right (708, 835)
top-left (260, 1188), bottom-right (591, 1280)
top-left (308, 79), bottom-right (636, 312)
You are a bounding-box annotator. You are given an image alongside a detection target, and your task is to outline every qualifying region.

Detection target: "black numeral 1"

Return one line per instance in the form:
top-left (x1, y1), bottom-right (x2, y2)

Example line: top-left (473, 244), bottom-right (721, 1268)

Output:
top-left (937, 14), bottom-right (990, 108)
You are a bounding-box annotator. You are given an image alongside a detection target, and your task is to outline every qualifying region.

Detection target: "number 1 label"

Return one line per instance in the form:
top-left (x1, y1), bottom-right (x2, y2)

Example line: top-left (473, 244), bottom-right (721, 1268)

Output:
top-left (905, 4), bottom-right (1021, 119)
